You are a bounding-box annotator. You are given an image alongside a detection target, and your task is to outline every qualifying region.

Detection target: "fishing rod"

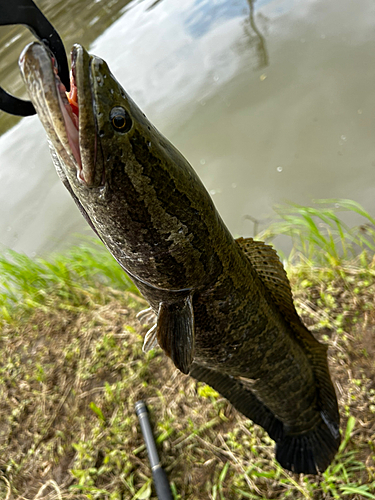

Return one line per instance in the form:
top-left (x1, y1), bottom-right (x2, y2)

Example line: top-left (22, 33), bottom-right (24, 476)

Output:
top-left (135, 401), bottom-right (173, 500)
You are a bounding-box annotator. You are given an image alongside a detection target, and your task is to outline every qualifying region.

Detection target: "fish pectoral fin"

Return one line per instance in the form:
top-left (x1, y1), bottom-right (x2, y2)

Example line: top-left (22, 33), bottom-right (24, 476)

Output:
top-left (137, 307), bottom-right (157, 326)
top-left (156, 294), bottom-right (195, 375)
top-left (137, 307), bottom-right (160, 352)
top-left (142, 324), bottom-right (159, 352)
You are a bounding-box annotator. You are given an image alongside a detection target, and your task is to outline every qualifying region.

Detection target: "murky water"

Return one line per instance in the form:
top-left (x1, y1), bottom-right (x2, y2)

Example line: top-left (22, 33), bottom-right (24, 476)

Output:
top-left (0, 0), bottom-right (374, 256)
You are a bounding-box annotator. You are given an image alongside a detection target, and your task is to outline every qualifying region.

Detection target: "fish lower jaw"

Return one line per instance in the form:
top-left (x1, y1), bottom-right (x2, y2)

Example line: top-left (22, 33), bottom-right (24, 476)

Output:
top-left (55, 74), bottom-right (85, 184)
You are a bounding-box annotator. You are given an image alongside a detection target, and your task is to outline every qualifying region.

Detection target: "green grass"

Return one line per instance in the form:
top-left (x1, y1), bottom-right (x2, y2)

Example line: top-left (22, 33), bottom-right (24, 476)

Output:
top-left (257, 198), bottom-right (375, 267)
top-left (0, 201), bottom-right (375, 499)
top-left (0, 239), bottom-right (137, 323)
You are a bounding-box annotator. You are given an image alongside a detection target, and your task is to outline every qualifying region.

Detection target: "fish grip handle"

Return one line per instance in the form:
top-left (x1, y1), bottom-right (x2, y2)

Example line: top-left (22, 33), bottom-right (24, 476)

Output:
top-left (0, 0), bottom-right (69, 116)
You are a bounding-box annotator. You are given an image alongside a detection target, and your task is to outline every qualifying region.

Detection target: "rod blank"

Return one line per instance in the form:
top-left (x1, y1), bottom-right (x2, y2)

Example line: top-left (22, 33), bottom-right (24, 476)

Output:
top-left (135, 401), bottom-right (173, 500)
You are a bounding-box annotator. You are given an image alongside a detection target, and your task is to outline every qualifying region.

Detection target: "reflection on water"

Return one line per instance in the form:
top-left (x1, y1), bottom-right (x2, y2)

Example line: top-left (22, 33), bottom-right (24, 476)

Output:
top-left (0, 0), bottom-right (374, 256)
top-left (243, 0), bottom-right (269, 68)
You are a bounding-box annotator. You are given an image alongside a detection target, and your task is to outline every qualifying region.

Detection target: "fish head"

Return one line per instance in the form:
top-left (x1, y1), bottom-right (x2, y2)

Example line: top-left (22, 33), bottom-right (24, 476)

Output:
top-left (19, 41), bottom-right (224, 291)
top-left (18, 41), bottom-right (152, 200)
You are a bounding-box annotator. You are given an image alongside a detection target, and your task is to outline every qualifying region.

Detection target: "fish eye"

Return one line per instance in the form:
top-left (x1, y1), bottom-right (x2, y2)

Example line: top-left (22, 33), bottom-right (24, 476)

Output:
top-left (110, 107), bottom-right (132, 133)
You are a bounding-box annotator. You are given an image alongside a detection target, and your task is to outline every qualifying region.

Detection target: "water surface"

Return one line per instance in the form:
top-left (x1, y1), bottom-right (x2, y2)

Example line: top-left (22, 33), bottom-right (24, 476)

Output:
top-left (0, 0), bottom-right (374, 255)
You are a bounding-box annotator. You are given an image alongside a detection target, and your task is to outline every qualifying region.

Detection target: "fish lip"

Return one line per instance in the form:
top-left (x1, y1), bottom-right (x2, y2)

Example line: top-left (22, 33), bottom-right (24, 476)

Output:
top-left (72, 44), bottom-right (104, 188)
top-left (19, 41), bottom-right (103, 188)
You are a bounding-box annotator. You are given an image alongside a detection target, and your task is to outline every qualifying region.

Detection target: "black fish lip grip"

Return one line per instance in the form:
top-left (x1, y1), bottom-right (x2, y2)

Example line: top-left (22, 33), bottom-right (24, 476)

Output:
top-left (0, 0), bottom-right (69, 116)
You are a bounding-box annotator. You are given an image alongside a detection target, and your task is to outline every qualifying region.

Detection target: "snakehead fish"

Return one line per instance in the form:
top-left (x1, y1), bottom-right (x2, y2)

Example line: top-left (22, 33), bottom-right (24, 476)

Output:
top-left (19, 41), bottom-right (340, 474)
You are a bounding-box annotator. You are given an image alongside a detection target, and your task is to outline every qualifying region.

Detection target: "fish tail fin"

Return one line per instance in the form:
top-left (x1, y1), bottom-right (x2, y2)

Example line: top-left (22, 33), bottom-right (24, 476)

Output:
top-left (276, 416), bottom-right (340, 474)
top-left (190, 363), bottom-right (340, 474)
top-left (156, 294), bottom-right (195, 375)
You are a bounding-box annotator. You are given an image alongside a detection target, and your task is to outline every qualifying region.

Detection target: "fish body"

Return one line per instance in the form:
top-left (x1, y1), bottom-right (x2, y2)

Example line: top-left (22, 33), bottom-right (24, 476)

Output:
top-left (19, 42), bottom-right (340, 474)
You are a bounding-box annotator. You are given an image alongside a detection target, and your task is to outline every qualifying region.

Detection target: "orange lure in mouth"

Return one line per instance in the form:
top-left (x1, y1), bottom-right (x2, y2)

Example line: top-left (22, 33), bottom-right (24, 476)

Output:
top-left (53, 55), bottom-right (79, 128)
top-left (52, 53), bottom-right (82, 176)
top-left (66, 76), bottom-right (78, 118)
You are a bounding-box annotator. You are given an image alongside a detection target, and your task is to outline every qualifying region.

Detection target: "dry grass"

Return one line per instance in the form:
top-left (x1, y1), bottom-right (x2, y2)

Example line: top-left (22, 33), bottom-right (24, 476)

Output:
top-left (0, 254), bottom-right (374, 499)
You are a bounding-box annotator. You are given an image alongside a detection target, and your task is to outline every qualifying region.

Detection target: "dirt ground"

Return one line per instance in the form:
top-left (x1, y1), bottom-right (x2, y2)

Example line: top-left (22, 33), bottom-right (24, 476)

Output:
top-left (0, 270), bottom-right (374, 499)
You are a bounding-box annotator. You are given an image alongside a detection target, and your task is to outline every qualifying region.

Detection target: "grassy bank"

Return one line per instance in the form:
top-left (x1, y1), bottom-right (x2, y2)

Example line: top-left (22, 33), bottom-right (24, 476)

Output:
top-left (0, 200), bottom-right (375, 499)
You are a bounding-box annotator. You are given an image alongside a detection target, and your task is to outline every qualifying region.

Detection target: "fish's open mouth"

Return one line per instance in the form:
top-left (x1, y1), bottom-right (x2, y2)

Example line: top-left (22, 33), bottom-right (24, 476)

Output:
top-left (55, 53), bottom-right (81, 174)
top-left (19, 42), bottom-right (103, 187)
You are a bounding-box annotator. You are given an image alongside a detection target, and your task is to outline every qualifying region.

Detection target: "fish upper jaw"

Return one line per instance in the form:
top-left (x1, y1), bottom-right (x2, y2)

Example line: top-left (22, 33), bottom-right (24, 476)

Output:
top-left (71, 44), bottom-right (105, 187)
top-left (19, 41), bottom-right (104, 188)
